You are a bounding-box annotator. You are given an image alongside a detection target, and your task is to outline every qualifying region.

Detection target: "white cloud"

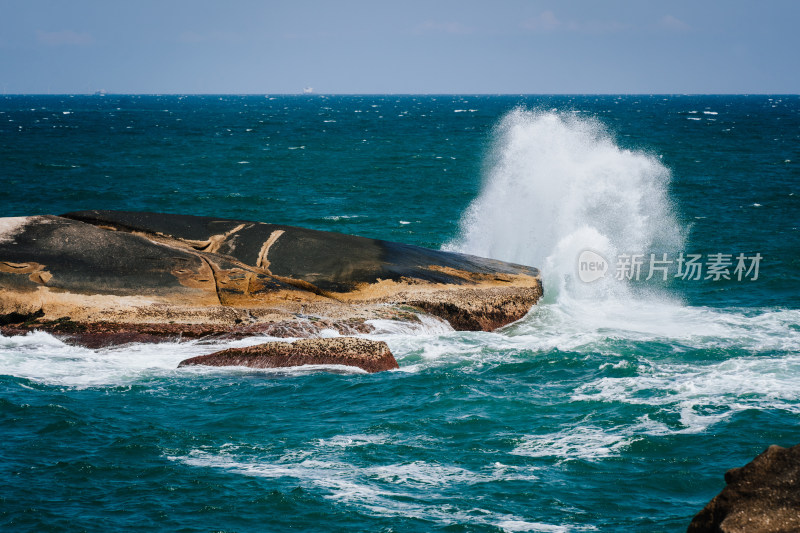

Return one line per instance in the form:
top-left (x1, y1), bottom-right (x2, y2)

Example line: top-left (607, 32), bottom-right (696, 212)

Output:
top-left (177, 30), bottom-right (245, 44)
top-left (521, 10), bottom-right (561, 32)
top-left (414, 20), bottom-right (472, 35)
top-left (577, 19), bottom-right (628, 34)
top-left (522, 11), bottom-right (627, 34)
top-left (659, 15), bottom-right (691, 32)
top-left (35, 30), bottom-right (94, 46)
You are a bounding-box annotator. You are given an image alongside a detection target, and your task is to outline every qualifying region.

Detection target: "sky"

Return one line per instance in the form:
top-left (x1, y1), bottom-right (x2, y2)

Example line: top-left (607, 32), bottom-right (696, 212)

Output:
top-left (0, 0), bottom-right (797, 94)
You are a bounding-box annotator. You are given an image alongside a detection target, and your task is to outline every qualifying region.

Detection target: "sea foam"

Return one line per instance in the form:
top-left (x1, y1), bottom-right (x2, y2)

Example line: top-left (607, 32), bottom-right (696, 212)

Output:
top-left (444, 108), bottom-right (693, 338)
top-left (168, 441), bottom-right (570, 531)
top-left (445, 108), bottom-right (683, 298)
top-left (442, 106), bottom-right (800, 380)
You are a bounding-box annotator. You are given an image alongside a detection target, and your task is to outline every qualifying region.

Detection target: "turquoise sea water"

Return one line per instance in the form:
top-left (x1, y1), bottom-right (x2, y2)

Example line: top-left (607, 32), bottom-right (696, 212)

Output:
top-left (1, 95), bottom-right (799, 531)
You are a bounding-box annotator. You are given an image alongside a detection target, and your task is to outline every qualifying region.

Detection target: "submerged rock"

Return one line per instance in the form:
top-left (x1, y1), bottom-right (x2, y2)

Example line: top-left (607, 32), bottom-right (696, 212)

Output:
top-left (0, 210), bottom-right (542, 347)
top-left (687, 443), bottom-right (800, 533)
top-left (178, 337), bottom-right (398, 373)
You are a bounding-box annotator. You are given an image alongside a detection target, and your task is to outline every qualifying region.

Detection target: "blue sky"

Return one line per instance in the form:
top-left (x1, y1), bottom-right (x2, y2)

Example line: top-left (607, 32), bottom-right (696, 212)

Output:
top-left (1, 0), bottom-right (797, 94)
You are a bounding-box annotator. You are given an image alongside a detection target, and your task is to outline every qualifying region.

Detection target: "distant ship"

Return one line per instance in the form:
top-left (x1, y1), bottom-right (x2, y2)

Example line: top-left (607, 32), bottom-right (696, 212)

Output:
top-left (302, 87), bottom-right (314, 94)
top-left (93, 90), bottom-right (107, 96)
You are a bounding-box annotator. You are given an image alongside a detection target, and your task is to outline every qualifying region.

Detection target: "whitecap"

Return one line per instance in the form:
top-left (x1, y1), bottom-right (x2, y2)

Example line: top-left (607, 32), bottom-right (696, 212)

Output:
top-left (168, 447), bottom-right (568, 529)
top-left (497, 520), bottom-right (572, 532)
top-left (0, 330), bottom-right (308, 388)
top-left (323, 214), bottom-right (361, 221)
top-left (512, 425), bottom-right (636, 461)
top-left (365, 314), bottom-right (453, 336)
top-left (571, 349), bottom-right (800, 433)
top-left (317, 434), bottom-right (390, 448)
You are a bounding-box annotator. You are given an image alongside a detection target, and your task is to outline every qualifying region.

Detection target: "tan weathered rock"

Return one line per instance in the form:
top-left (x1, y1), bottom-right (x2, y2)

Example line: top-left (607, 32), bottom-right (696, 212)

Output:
top-left (687, 443), bottom-right (800, 533)
top-left (0, 211), bottom-right (543, 347)
top-left (178, 337), bottom-right (398, 373)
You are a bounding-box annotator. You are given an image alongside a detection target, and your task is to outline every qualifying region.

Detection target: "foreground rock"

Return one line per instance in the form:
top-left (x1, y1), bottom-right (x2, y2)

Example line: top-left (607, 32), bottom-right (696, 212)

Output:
top-left (179, 337), bottom-right (398, 373)
top-left (687, 444), bottom-right (800, 533)
top-left (0, 211), bottom-right (542, 347)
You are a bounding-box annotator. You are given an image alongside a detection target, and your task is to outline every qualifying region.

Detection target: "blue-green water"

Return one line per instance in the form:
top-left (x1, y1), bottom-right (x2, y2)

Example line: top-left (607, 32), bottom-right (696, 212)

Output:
top-left (1, 95), bottom-right (799, 531)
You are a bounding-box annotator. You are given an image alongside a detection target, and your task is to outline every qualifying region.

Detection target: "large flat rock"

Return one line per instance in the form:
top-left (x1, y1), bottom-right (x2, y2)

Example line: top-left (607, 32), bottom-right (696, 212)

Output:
top-left (0, 211), bottom-right (542, 344)
top-left (63, 210), bottom-right (539, 293)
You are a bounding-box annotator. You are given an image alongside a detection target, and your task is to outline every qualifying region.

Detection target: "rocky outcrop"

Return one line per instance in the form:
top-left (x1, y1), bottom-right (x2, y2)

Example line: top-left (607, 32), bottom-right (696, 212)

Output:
top-left (687, 444), bottom-right (800, 533)
top-left (178, 337), bottom-right (398, 373)
top-left (0, 211), bottom-right (542, 347)
top-left (0, 316), bottom-right (374, 349)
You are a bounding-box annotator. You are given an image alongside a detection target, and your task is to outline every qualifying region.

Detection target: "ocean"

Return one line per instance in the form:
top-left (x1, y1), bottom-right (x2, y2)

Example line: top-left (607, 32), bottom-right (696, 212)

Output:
top-left (1, 94), bottom-right (799, 531)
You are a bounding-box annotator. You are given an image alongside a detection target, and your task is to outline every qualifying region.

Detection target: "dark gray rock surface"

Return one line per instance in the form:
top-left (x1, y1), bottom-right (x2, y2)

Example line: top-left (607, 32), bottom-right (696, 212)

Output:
top-left (63, 210), bottom-right (539, 292)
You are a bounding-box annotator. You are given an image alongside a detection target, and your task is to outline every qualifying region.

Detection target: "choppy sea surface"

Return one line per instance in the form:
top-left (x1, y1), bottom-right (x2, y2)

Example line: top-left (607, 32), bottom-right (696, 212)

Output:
top-left (1, 94), bottom-right (799, 532)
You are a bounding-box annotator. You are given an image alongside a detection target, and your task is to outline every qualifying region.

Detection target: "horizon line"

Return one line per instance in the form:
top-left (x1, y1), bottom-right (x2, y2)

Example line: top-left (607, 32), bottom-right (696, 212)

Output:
top-left (3, 92), bottom-right (799, 97)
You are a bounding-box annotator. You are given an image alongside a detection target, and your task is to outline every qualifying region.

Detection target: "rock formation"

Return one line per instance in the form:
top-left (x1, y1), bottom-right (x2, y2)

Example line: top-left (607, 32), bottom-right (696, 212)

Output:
top-left (0, 211), bottom-right (542, 358)
top-left (687, 443), bottom-right (800, 533)
top-left (179, 337), bottom-right (398, 374)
